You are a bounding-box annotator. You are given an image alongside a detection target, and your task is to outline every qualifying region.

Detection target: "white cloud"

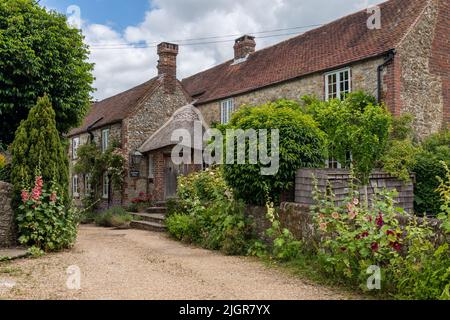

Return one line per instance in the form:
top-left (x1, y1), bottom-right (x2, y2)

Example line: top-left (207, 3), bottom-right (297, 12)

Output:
top-left (82, 0), bottom-right (383, 100)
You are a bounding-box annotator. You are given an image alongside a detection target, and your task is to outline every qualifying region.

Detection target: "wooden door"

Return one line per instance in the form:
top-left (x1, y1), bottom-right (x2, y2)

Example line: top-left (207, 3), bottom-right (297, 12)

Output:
top-left (164, 156), bottom-right (180, 199)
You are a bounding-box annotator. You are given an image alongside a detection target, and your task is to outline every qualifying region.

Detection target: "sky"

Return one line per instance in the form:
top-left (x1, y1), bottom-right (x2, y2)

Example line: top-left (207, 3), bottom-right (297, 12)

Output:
top-left (39, 0), bottom-right (383, 101)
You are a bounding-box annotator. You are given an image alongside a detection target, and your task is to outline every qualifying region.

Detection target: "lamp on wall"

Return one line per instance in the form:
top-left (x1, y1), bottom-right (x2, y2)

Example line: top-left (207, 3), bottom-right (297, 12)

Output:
top-left (131, 150), bottom-right (143, 166)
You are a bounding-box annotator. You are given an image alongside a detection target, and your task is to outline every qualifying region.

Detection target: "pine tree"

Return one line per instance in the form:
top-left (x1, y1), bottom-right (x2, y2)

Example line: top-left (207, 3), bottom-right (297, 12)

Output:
top-left (10, 95), bottom-right (69, 202)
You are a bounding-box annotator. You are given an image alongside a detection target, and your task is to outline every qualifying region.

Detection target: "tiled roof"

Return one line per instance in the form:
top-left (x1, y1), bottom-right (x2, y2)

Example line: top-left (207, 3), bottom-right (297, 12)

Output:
top-left (182, 0), bottom-right (428, 104)
top-left (68, 77), bottom-right (162, 136)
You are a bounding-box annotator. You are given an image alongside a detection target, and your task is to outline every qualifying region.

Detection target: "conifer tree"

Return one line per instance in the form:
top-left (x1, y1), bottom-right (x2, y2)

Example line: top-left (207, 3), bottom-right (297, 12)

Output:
top-left (10, 95), bottom-right (69, 202)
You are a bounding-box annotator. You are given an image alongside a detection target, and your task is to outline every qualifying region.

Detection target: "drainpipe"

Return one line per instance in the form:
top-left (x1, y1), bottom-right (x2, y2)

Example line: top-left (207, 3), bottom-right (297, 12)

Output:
top-left (377, 50), bottom-right (396, 104)
top-left (86, 117), bottom-right (104, 143)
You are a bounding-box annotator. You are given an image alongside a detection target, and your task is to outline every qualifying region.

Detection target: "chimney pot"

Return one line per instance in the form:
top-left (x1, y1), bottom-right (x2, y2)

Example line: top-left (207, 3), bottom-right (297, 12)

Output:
top-left (234, 35), bottom-right (256, 60)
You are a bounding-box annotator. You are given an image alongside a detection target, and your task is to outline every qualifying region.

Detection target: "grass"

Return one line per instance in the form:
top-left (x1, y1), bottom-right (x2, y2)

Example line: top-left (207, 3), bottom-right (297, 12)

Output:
top-left (94, 206), bottom-right (134, 228)
top-left (0, 265), bottom-right (23, 276)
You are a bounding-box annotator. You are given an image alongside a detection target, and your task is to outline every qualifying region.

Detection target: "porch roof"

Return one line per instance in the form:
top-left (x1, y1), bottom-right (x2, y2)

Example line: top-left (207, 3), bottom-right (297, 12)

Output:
top-left (139, 104), bottom-right (209, 153)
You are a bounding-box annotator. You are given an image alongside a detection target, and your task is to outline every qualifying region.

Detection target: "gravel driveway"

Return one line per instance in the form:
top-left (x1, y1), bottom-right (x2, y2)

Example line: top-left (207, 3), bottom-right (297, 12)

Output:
top-left (0, 225), bottom-right (353, 300)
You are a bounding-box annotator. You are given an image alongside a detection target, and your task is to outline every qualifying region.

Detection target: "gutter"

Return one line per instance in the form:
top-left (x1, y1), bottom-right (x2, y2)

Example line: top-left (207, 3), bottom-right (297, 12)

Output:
top-left (377, 50), bottom-right (396, 104)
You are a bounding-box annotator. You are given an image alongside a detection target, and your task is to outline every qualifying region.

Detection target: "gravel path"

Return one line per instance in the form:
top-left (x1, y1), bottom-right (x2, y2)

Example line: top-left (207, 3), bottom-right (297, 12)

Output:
top-left (0, 225), bottom-right (353, 300)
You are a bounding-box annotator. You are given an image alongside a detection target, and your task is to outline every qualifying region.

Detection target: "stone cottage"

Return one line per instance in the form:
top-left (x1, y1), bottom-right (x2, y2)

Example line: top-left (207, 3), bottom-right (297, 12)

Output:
top-left (68, 0), bottom-right (448, 207)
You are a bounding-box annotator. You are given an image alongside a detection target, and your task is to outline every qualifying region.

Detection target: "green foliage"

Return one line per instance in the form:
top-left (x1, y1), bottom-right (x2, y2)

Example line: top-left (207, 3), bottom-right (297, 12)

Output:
top-left (381, 139), bottom-right (418, 182)
top-left (265, 206), bottom-right (302, 261)
top-left (166, 214), bottom-right (200, 243)
top-left (10, 95), bottom-right (69, 203)
top-left (0, 0), bottom-right (94, 145)
top-left (74, 141), bottom-right (126, 207)
top-left (413, 130), bottom-right (450, 215)
top-left (436, 162), bottom-right (450, 233)
top-left (17, 175), bottom-right (77, 252)
top-left (303, 92), bottom-right (392, 184)
top-left (94, 206), bottom-right (133, 228)
top-left (222, 99), bottom-right (327, 205)
top-left (167, 169), bottom-right (254, 255)
top-left (310, 176), bottom-right (450, 299)
top-left (0, 163), bottom-right (11, 183)
top-left (381, 114), bottom-right (418, 182)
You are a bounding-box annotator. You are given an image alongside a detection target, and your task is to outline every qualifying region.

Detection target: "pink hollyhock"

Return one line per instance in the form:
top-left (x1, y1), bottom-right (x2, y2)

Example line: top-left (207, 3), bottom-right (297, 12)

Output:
top-left (21, 190), bottom-right (30, 203)
top-left (332, 212), bottom-right (339, 219)
top-left (349, 210), bottom-right (357, 220)
top-left (319, 222), bottom-right (328, 231)
top-left (347, 203), bottom-right (354, 212)
top-left (371, 242), bottom-right (379, 252)
top-left (353, 198), bottom-right (360, 206)
top-left (35, 176), bottom-right (43, 188)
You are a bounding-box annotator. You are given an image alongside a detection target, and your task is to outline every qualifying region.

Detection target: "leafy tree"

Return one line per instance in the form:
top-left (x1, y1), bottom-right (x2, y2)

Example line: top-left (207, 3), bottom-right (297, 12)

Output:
top-left (303, 92), bottom-right (392, 185)
top-left (0, 0), bottom-right (94, 145)
top-left (221, 99), bottom-right (327, 205)
top-left (10, 95), bottom-right (69, 202)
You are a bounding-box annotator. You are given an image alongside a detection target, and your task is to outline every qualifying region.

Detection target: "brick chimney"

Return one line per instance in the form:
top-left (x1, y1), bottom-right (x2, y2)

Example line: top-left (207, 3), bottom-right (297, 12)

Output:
top-left (234, 35), bottom-right (256, 60)
top-left (157, 42), bottom-right (179, 93)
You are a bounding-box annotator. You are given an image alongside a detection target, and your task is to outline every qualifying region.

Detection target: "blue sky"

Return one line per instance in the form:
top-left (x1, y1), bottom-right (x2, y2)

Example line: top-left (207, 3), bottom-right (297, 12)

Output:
top-left (40, 0), bottom-right (152, 31)
top-left (39, 0), bottom-right (382, 100)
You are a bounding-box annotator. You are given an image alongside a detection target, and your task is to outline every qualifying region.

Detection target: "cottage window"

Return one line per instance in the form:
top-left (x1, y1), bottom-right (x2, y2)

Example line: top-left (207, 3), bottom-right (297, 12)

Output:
top-left (325, 68), bottom-right (351, 100)
top-left (72, 137), bottom-right (80, 160)
top-left (220, 99), bottom-right (235, 124)
top-left (148, 155), bottom-right (154, 179)
top-left (85, 174), bottom-right (92, 195)
top-left (102, 129), bottom-right (110, 152)
top-left (102, 172), bottom-right (109, 199)
top-left (72, 175), bottom-right (79, 197)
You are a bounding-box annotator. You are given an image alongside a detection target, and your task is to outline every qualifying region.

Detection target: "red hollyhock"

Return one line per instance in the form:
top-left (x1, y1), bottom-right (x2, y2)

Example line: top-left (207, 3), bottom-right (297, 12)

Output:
top-left (375, 213), bottom-right (384, 228)
top-left (371, 242), bottom-right (379, 252)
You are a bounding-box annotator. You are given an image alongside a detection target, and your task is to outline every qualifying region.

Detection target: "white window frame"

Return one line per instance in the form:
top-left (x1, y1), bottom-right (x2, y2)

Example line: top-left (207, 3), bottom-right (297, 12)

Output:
top-left (325, 68), bottom-right (351, 101)
top-left (148, 154), bottom-right (154, 179)
top-left (72, 175), bottom-right (79, 197)
top-left (220, 98), bottom-right (235, 124)
top-left (102, 172), bottom-right (109, 199)
top-left (84, 174), bottom-right (92, 195)
top-left (101, 129), bottom-right (110, 152)
top-left (72, 137), bottom-right (80, 160)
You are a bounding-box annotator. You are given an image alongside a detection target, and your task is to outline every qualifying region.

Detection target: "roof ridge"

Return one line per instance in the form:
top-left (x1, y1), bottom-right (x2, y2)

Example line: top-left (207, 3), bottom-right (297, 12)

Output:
top-left (182, 0), bottom-right (391, 82)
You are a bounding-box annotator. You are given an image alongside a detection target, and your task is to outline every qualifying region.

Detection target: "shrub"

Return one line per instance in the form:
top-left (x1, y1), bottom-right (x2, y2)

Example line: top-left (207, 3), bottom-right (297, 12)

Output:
top-left (94, 207), bottom-right (133, 228)
top-left (17, 175), bottom-right (77, 252)
top-left (413, 130), bottom-right (450, 215)
top-left (10, 95), bottom-right (69, 204)
top-left (303, 92), bottom-right (392, 185)
top-left (0, 163), bottom-right (11, 183)
top-left (222, 99), bottom-right (327, 205)
top-left (168, 169), bottom-right (254, 255)
top-left (311, 176), bottom-right (450, 299)
top-left (166, 214), bottom-right (200, 243)
top-left (0, 154), bottom-right (5, 169)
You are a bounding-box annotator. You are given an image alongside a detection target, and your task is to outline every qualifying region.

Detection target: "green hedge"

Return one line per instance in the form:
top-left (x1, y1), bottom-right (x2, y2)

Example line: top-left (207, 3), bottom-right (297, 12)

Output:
top-left (413, 131), bottom-right (450, 215)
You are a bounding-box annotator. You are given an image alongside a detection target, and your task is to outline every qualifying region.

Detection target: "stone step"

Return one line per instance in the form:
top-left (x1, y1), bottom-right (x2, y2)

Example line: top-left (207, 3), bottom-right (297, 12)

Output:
top-left (153, 201), bottom-right (167, 207)
top-left (146, 207), bottom-right (167, 214)
top-left (130, 220), bottom-right (166, 232)
top-left (131, 213), bottom-right (165, 224)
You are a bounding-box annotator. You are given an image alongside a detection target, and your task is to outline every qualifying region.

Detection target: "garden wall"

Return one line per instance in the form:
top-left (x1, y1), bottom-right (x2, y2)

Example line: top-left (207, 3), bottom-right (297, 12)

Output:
top-left (0, 181), bottom-right (16, 247)
top-left (295, 169), bottom-right (415, 213)
top-left (246, 202), bottom-right (447, 249)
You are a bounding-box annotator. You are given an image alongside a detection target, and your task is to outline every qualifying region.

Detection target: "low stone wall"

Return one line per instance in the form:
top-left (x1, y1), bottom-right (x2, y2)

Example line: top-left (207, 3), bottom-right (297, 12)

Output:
top-left (0, 181), bottom-right (16, 247)
top-left (247, 202), bottom-right (447, 248)
top-left (296, 169), bottom-right (415, 213)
